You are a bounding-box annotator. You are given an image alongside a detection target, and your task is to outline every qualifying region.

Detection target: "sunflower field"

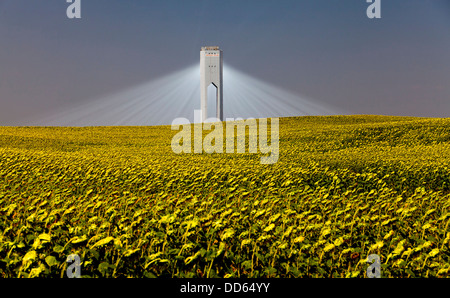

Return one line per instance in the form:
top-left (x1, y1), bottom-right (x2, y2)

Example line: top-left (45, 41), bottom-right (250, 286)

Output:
top-left (0, 115), bottom-right (449, 278)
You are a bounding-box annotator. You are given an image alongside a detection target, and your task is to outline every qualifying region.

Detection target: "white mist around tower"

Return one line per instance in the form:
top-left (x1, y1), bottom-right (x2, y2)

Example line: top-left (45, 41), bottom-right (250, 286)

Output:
top-left (28, 47), bottom-right (343, 127)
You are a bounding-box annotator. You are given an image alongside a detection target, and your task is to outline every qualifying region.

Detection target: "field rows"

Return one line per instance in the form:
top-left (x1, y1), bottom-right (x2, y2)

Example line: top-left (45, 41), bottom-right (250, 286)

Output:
top-left (0, 115), bottom-right (449, 277)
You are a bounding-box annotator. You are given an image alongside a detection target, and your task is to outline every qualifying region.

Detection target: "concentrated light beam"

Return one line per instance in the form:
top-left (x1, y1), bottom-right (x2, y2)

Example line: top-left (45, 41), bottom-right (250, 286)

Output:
top-left (29, 64), bottom-right (343, 126)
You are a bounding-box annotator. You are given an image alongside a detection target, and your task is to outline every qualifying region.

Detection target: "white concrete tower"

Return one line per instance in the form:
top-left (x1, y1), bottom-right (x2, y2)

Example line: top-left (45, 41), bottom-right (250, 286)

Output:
top-left (200, 46), bottom-right (223, 122)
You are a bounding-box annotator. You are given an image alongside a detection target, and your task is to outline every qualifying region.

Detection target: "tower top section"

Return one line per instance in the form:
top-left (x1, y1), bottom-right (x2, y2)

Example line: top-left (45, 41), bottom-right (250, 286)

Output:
top-left (201, 46), bottom-right (221, 51)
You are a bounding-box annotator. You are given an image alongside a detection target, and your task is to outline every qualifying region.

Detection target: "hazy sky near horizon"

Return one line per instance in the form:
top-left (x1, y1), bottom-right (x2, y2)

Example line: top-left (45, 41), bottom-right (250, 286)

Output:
top-left (1, 0), bottom-right (450, 125)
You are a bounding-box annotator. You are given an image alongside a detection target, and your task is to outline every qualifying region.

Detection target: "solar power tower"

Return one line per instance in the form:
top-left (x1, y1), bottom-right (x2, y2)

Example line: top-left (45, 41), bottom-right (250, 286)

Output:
top-left (200, 46), bottom-right (223, 122)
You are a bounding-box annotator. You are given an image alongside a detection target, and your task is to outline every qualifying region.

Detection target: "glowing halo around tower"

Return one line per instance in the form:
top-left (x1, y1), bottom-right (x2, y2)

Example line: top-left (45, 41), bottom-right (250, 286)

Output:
top-left (29, 58), bottom-right (342, 127)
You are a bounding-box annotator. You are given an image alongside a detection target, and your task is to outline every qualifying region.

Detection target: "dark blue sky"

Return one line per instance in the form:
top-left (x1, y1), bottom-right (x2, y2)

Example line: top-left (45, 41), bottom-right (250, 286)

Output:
top-left (1, 0), bottom-right (450, 125)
